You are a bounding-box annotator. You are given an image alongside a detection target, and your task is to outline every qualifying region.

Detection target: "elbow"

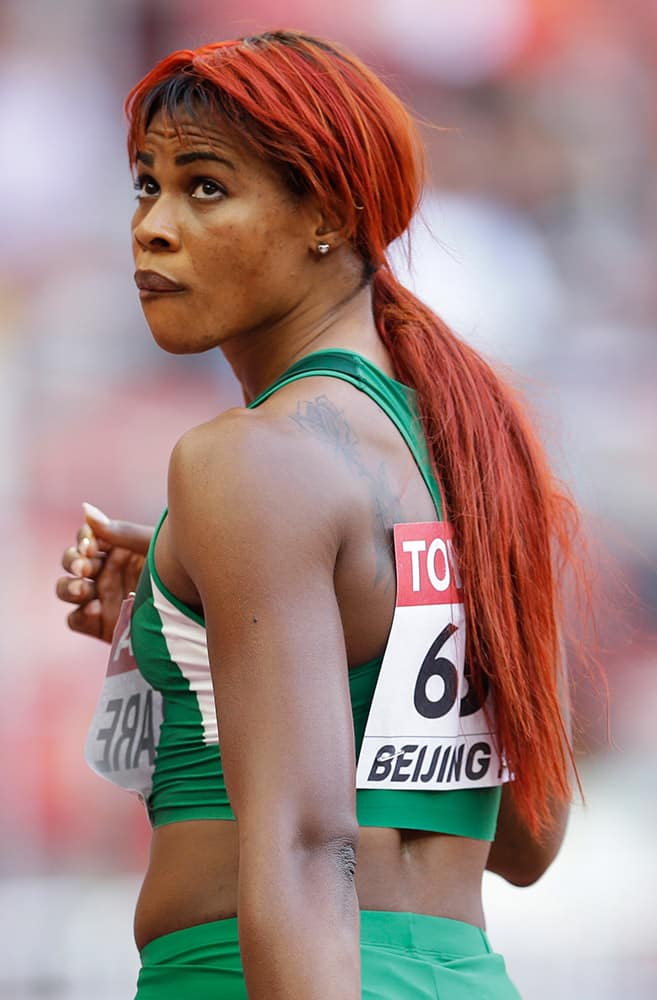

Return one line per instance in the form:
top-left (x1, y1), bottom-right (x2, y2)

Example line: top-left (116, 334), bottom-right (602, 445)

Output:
top-left (504, 863), bottom-right (548, 888)
top-left (325, 831), bottom-right (359, 884)
top-left (497, 842), bottom-right (562, 887)
top-left (237, 819), bottom-right (360, 928)
top-left (239, 808), bottom-right (360, 886)
top-left (295, 818), bottom-right (360, 883)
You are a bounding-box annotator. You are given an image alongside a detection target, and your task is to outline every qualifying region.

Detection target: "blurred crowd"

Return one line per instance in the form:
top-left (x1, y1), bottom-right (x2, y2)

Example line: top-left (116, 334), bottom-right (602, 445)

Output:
top-left (0, 0), bottom-right (655, 920)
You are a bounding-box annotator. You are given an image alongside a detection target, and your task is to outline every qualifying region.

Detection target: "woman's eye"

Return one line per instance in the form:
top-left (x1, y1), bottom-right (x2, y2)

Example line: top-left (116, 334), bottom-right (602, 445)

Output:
top-left (133, 175), bottom-right (159, 200)
top-left (190, 178), bottom-right (225, 201)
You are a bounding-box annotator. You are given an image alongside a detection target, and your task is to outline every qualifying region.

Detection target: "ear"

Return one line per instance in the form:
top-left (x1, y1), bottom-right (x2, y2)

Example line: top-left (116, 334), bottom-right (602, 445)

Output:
top-left (310, 213), bottom-right (348, 256)
top-left (297, 190), bottom-right (345, 252)
top-left (316, 201), bottom-right (349, 237)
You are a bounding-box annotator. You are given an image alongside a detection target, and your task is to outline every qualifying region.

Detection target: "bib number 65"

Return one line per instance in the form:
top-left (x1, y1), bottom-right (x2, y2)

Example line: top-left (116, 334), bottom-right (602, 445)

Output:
top-left (413, 623), bottom-right (488, 720)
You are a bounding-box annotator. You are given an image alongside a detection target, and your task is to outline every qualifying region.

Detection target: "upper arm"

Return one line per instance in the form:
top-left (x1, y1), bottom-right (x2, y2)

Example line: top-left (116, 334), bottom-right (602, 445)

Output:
top-left (166, 411), bottom-right (358, 845)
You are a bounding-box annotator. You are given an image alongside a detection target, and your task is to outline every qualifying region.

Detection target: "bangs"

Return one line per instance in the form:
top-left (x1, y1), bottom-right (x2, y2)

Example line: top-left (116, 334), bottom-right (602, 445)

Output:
top-left (128, 70), bottom-right (308, 198)
top-left (129, 73), bottom-right (225, 164)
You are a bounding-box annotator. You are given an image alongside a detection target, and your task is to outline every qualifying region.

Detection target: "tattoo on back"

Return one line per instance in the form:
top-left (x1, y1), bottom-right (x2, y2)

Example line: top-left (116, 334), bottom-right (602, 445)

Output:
top-left (290, 395), bottom-right (403, 589)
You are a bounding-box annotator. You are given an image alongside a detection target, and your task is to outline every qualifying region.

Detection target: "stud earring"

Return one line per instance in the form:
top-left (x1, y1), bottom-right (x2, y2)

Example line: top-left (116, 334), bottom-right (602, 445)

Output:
top-left (316, 242), bottom-right (330, 255)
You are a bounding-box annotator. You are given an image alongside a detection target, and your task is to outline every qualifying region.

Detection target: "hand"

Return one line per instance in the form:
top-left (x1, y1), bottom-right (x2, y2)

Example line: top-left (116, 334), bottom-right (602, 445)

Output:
top-left (56, 502), bottom-right (154, 643)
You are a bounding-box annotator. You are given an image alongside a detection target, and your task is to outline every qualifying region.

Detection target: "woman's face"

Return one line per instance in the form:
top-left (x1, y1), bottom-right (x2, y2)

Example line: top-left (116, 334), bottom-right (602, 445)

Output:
top-left (131, 109), bottom-right (321, 354)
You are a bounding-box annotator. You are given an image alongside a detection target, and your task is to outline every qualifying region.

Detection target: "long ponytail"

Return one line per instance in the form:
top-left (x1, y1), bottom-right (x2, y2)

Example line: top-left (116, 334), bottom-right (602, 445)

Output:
top-left (374, 264), bottom-right (580, 834)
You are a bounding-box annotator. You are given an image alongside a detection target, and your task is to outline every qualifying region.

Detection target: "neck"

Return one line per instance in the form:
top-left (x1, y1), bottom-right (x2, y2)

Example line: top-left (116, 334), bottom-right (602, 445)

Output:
top-left (221, 281), bottom-right (392, 403)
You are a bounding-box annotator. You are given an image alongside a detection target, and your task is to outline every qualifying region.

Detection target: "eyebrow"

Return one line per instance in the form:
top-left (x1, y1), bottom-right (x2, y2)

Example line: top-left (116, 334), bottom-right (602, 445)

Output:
top-left (135, 150), bottom-right (236, 170)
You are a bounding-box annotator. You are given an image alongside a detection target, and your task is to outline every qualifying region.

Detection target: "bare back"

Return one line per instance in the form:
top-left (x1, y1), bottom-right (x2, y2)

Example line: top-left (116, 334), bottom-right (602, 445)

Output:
top-left (135, 373), bottom-right (491, 949)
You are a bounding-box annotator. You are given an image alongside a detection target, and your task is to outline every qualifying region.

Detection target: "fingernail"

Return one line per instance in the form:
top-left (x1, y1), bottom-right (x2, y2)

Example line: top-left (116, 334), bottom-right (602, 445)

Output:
top-left (83, 599), bottom-right (101, 617)
top-left (82, 502), bottom-right (109, 524)
top-left (71, 559), bottom-right (84, 577)
top-left (69, 580), bottom-right (84, 598)
top-left (79, 537), bottom-right (90, 555)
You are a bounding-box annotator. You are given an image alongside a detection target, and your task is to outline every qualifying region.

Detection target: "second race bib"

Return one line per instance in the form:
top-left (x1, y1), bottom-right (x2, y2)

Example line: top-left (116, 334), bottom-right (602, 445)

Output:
top-left (84, 595), bottom-right (163, 800)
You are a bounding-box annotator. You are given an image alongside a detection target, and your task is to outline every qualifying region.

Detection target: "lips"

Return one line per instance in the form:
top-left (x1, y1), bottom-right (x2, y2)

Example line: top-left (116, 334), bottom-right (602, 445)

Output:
top-left (134, 269), bottom-right (185, 293)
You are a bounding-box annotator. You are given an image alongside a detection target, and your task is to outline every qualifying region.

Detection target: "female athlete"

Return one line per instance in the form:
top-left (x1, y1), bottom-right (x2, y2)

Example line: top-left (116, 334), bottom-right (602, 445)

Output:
top-left (56, 30), bottom-right (579, 999)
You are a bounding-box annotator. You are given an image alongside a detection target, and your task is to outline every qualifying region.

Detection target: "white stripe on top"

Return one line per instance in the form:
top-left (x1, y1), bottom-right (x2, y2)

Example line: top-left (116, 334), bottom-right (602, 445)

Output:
top-left (151, 582), bottom-right (218, 746)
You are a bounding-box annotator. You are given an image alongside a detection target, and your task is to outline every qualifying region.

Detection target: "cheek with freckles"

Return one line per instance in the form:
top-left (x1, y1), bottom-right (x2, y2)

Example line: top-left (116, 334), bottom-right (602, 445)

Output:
top-left (190, 217), bottom-right (308, 339)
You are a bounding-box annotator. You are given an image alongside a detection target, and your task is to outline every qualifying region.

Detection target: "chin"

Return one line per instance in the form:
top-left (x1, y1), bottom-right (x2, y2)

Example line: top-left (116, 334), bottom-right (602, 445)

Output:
top-left (139, 299), bottom-right (205, 354)
top-left (148, 325), bottom-right (217, 356)
top-left (151, 333), bottom-right (203, 354)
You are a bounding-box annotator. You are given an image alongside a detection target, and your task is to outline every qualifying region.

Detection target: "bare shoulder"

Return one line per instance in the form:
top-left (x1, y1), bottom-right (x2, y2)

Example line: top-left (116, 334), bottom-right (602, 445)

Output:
top-left (170, 396), bottom-right (336, 503)
top-left (168, 376), bottom-right (372, 511)
top-left (168, 405), bottom-right (277, 496)
top-left (166, 391), bottom-right (359, 574)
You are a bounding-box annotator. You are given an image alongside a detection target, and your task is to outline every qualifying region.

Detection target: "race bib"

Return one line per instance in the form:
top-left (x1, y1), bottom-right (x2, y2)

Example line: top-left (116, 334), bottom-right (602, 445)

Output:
top-left (356, 523), bottom-right (510, 791)
top-left (84, 595), bottom-right (163, 800)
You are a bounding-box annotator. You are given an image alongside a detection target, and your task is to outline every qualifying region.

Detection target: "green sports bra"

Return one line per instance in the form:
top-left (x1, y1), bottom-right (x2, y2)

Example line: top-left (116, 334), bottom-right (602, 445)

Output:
top-left (130, 349), bottom-right (502, 839)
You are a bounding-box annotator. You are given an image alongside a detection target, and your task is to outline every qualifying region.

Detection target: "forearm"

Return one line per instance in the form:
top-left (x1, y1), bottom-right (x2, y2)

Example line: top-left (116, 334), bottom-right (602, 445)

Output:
top-left (238, 840), bottom-right (360, 999)
top-left (486, 785), bottom-right (569, 886)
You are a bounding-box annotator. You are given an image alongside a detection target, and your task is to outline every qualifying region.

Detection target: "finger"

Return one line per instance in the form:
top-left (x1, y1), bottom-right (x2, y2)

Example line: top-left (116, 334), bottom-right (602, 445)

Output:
top-left (82, 502), bottom-right (109, 526)
top-left (78, 523), bottom-right (93, 542)
top-left (83, 503), bottom-right (153, 556)
top-left (72, 556), bottom-right (105, 578)
top-left (94, 518), bottom-right (153, 556)
top-left (94, 537), bottom-right (114, 554)
top-left (62, 551), bottom-right (105, 578)
top-left (62, 546), bottom-right (81, 572)
top-left (62, 544), bottom-right (105, 573)
top-left (67, 602), bottom-right (102, 639)
top-left (56, 576), bottom-right (96, 604)
top-left (77, 525), bottom-right (99, 558)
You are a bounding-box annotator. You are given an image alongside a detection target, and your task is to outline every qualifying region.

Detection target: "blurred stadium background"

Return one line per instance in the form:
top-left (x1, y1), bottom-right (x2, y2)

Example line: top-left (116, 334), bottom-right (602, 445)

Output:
top-left (1, 0), bottom-right (656, 997)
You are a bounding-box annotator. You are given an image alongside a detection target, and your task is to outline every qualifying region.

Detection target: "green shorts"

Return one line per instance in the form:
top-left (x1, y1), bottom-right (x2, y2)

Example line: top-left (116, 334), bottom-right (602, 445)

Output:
top-left (135, 910), bottom-right (521, 998)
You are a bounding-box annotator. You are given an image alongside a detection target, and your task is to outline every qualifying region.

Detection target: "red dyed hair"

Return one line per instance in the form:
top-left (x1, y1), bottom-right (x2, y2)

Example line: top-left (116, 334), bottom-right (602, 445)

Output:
top-left (126, 30), bottom-right (584, 835)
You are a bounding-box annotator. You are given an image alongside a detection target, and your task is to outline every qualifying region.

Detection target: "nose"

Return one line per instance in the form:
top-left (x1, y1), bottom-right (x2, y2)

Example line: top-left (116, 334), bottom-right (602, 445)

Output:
top-left (132, 198), bottom-right (181, 253)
